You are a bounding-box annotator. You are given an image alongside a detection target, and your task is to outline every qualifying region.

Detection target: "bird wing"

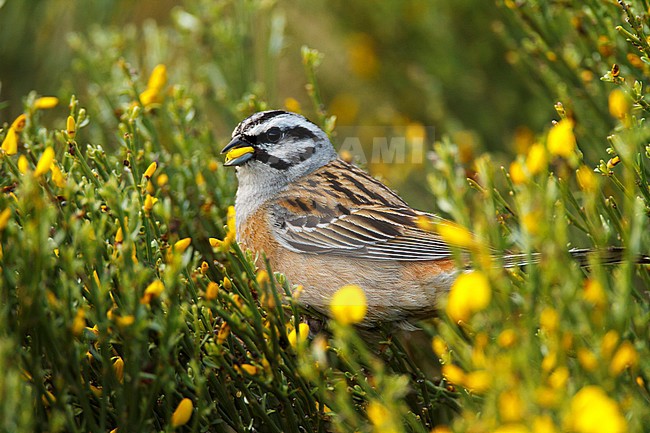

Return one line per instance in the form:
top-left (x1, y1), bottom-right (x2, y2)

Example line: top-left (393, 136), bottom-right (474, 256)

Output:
top-left (270, 202), bottom-right (453, 261)
top-left (269, 159), bottom-right (454, 262)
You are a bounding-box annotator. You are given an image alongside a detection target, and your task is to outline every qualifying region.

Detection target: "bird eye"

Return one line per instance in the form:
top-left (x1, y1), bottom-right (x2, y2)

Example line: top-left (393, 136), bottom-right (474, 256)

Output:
top-left (265, 127), bottom-right (283, 143)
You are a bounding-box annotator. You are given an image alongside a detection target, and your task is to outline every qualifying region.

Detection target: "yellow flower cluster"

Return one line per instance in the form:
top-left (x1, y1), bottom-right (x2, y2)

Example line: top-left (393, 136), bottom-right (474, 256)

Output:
top-left (2, 98), bottom-right (59, 156)
top-left (509, 143), bottom-right (548, 185)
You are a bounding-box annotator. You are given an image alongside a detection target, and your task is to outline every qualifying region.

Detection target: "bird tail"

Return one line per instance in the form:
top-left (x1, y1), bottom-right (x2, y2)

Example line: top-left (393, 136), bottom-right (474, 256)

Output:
top-left (502, 247), bottom-right (650, 268)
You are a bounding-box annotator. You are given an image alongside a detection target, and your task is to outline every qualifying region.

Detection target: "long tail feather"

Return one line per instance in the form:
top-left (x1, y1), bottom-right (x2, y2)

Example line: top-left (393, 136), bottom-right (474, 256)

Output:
top-left (502, 247), bottom-right (650, 268)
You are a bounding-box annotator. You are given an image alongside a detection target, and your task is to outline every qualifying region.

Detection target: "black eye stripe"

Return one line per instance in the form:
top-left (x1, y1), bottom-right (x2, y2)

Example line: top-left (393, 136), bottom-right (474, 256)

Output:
top-left (249, 126), bottom-right (318, 144)
top-left (284, 126), bottom-right (317, 141)
top-left (255, 148), bottom-right (292, 170)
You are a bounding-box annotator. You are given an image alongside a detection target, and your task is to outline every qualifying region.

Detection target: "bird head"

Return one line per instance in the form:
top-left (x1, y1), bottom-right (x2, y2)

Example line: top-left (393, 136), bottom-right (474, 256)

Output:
top-left (222, 110), bottom-right (337, 183)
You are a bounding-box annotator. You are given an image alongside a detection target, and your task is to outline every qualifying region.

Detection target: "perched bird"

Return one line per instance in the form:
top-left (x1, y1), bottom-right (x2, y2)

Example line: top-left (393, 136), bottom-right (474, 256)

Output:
top-left (222, 110), bottom-right (647, 328)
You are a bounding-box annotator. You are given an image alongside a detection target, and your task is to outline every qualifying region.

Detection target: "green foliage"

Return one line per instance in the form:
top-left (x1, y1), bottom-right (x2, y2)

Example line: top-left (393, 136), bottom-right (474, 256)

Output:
top-left (1, 0), bottom-right (650, 432)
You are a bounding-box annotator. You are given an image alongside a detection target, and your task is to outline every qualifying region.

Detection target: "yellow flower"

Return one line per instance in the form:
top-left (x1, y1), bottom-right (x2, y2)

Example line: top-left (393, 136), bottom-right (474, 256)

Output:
top-left (606, 156), bottom-right (620, 170)
top-left (211, 206), bottom-right (237, 251)
top-left (582, 279), bottom-right (606, 307)
top-left (143, 161), bottom-right (157, 179)
top-left (441, 364), bottom-right (465, 385)
top-left (18, 155), bottom-right (29, 174)
top-left (139, 89), bottom-right (160, 107)
top-left (1, 128), bottom-right (18, 155)
top-left (577, 348), bottom-right (598, 372)
top-left (140, 64), bottom-right (167, 107)
top-left (509, 160), bottom-right (527, 184)
top-left (140, 280), bottom-right (164, 304)
top-left (601, 330), bottom-right (619, 358)
top-left (525, 143), bottom-right (547, 175)
top-left (173, 237), bottom-right (192, 253)
top-left (66, 116), bottom-right (76, 139)
top-left (147, 64), bottom-right (167, 92)
top-left (547, 119), bottom-right (576, 158)
top-left (366, 401), bottom-right (398, 432)
top-left (445, 271), bottom-right (490, 323)
top-left (0, 208), bottom-right (10, 231)
top-left (157, 173), bottom-right (169, 187)
top-left (329, 284), bottom-right (367, 325)
top-left (464, 370), bottom-right (491, 393)
top-left (499, 390), bottom-right (524, 422)
top-left (216, 322), bottom-right (230, 344)
top-left (539, 307), bottom-right (558, 333)
top-left (498, 329), bottom-right (517, 348)
top-left (90, 385), bottom-right (103, 398)
top-left (226, 205), bottom-right (236, 230)
top-left (521, 211), bottom-right (541, 236)
top-left (288, 323), bottom-right (310, 348)
top-left (86, 324), bottom-right (99, 336)
top-left (576, 165), bottom-right (597, 192)
top-left (532, 415), bottom-right (557, 433)
top-left (609, 340), bottom-right (638, 376)
top-left (636, 376), bottom-right (644, 388)
top-left (72, 308), bottom-right (86, 336)
top-left (34, 96), bottom-right (59, 110)
top-left (284, 97), bottom-right (302, 113)
top-left (406, 122), bottom-right (427, 142)
top-left (415, 215), bottom-right (435, 231)
top-left (608, 89), bottom-right (631, 119)
top-left (205, 282), bottom-right (219, 300)
top-left (567, 386), bottom-right (626, 433)
top-left (548, 366), bottom-right (569, 389)
top-left (112, 356), bottom-right (124, 383)
top-left (541, 351), bottom-right (557, 372)
top-left (431, 336), bottom-right (448, 357)
top-left (431, 426), bottom-right (452, 433)
top-left (239, 363), bottom-right (258, 375)
top-left (42, 390), bottom-right (56, 407)
top-left (437, 221), bottom-right (475, 249)
top-left (143, 194), bottom-right (158, 213)
top-left (51, 163), bottom-right (66, 188)
top-left (171, 398), bottom-right (193, 428)
top-left (222, 276), bottom-right (232, 291)
top-left (34, 147), bottom-right (54, 177)
top-left (131, 244), bottom-right (138, 264)
top-left (256, 270), bottom-right (270, 286)
top-left (116, 315), bottom-right (135, 327)
top-left (115, 226), bottom-right (124, 244)
top-left (10, 114), bottom-right (26, 132)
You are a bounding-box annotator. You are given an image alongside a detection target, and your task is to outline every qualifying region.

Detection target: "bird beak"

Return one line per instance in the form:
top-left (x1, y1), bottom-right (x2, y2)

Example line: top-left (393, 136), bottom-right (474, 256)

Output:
top-left (222, 136), bottom-right (255, 167)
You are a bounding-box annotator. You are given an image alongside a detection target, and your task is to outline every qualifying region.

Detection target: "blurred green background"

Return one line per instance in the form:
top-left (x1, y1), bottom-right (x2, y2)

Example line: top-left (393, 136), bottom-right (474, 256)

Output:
top-left (0, 0), bottom-right (551, 208)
